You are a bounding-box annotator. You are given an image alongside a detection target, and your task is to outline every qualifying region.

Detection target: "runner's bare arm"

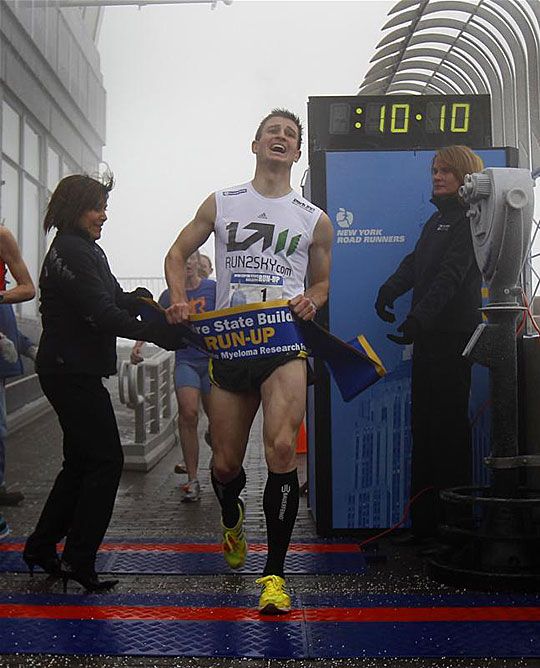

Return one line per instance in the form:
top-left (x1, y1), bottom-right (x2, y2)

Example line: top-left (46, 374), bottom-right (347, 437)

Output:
top-left (0, 227), bottom-right (35, 304)
top-left (164, 194), bottom-right (216, 324)
top-left (290, 212), bottom-right (333, 321)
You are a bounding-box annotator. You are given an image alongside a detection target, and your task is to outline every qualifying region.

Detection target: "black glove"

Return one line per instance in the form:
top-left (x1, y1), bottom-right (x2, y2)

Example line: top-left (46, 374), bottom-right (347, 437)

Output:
top-left (131, 286), bottom-right (153, 300)
top-left (375, 286), bottom-right (396, 323)
top-left (387, 316), bottom-right (420, 345)
top-left (122, 286), bottom-right (154, 316)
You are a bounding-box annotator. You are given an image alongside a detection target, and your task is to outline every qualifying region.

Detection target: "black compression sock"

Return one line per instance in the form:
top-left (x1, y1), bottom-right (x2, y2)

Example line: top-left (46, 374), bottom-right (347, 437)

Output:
top-left (211, 467), bottom-right (246, 528)
top-left (262, 469), bottom-right (299, 577)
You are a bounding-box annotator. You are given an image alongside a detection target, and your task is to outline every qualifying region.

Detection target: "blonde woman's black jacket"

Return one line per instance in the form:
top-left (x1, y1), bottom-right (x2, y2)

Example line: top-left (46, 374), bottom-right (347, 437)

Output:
top-left (36, 229), bottom-right (179, 376)
top-left (380, 195), bottom-right (482, 334)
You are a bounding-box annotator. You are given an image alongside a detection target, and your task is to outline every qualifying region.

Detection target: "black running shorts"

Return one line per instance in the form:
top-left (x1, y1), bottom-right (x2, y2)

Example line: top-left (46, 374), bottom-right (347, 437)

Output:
top-left (209, 352), bottom-right (308, 393)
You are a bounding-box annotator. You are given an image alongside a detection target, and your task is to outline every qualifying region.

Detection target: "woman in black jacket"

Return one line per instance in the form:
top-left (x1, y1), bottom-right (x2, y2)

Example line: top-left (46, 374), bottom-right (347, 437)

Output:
top-left (375, 145), bottom-right (484, 550)
top-left (24, 174), bottom-right (186, 591)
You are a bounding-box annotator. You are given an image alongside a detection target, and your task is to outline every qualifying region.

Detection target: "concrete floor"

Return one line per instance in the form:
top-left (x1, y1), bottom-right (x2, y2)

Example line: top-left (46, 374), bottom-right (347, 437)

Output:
top-left (0, 382), bottom-right (538, 668)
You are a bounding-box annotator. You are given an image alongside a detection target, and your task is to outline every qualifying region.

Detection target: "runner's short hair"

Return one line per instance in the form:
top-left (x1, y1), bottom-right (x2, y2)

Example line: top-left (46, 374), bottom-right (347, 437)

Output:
top-left (255, 108), bottom-right (303, 150)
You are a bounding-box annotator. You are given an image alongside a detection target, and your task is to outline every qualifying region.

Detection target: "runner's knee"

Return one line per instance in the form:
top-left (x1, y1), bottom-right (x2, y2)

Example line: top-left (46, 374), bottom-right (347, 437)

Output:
top-left (179, 405), bottom-right (198, 427)
top-left (266, 437), bottom-right (296, 471)
top-left (212, 453), bottom-right (242, 482)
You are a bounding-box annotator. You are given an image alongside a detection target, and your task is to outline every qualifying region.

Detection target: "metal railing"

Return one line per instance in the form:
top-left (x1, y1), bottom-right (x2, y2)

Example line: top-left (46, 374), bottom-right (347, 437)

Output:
top-left (116, 277), bottom-right (167, 301)
top-left (118, 349), bottom-right (175, 444)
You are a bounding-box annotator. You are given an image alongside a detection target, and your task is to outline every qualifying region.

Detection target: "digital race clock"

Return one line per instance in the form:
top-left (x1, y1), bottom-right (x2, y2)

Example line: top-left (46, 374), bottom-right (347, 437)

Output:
top-left (308, 95), bottom-right (492, 156)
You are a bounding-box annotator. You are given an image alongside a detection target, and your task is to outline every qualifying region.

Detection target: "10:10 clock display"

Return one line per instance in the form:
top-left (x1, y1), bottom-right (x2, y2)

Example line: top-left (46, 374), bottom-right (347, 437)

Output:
top-left (308, 95), bottom-right (492, 151)
top-left (358, 101), bottom-right (471, 135)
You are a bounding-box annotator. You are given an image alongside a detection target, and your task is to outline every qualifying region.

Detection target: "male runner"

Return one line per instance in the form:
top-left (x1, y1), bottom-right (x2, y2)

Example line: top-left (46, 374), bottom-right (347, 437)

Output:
top-left (164, 109), bottom-right (333, 614)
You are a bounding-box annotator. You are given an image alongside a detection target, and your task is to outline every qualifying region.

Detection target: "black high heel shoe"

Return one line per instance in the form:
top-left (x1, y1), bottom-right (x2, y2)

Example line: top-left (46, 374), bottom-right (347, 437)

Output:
top-left (60, 562), bottom-right (119, 593)
top-left (22, 551), bottom-right (61, 577)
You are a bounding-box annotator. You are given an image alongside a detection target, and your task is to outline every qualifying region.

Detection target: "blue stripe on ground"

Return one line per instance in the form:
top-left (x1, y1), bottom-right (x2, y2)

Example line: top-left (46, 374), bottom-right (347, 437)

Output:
top-left (308, 621), bottom-right (540, 658)
top-left (0, 617), bottom-right (538, 658)
top-left (0, 619), bottom-right (307, 658)
top-left (0, 551), bottom-right (366, 575)
top-left (0, 592), bottom-right (259, 607)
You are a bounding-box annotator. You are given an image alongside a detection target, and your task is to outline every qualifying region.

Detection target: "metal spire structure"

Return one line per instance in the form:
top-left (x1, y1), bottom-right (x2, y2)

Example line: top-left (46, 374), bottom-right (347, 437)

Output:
top-left (359, 0), bottom-right (540, 171)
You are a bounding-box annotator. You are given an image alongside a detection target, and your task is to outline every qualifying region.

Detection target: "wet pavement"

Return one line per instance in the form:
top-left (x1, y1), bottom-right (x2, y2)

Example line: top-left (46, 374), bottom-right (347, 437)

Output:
top-left (0, 366), bottom-right (538, 668)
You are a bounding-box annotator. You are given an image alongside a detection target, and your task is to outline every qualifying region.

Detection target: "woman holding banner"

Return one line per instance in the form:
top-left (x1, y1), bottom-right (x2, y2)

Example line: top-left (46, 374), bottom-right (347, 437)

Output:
top-left (24, 174), bottom-right (190, 591)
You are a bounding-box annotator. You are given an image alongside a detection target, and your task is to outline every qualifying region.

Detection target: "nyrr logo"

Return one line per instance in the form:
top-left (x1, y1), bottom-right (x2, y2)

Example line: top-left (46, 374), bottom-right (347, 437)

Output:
top-left (336, 208), bottom-right (354, 229)
top-left (226, 221), bottom-right (301, 257)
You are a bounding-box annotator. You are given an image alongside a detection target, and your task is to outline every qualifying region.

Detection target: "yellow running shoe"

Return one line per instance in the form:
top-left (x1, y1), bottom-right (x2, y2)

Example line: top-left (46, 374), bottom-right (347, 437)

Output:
top-left (221, 500), bottom-right (248, 569)
top-left (255, 574), bottom-right (291, 614)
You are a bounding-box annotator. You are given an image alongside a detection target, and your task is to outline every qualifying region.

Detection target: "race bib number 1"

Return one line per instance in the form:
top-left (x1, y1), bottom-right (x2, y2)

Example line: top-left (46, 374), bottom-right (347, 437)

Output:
top-left (228, 272), bottom-right (284, 307)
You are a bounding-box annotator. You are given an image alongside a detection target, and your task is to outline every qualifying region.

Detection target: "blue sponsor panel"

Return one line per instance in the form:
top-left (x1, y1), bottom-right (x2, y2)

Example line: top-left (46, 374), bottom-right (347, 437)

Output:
top-left (325, 149), bottom-right (509, 529)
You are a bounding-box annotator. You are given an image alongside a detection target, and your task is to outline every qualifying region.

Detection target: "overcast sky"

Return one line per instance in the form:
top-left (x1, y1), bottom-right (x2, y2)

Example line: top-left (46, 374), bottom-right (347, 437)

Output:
top-left (97, 0), bottom-right (394, 278)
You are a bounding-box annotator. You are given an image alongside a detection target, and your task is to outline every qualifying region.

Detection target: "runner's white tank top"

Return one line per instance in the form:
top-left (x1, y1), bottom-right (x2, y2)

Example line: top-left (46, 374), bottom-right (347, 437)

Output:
top-left (214, 182), bottom-right (322, 310)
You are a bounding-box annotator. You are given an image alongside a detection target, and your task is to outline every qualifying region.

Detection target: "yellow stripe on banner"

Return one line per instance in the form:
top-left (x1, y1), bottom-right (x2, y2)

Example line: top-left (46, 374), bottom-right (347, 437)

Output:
top-left (358, 335), bottom-right (387, 377)
top-left (189, 300), bottom-right (290, 322)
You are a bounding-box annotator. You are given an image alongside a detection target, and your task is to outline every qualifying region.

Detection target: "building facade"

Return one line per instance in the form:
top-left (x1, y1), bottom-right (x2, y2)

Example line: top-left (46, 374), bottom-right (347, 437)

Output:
top-left (0, 1), bottom-right (105, 322)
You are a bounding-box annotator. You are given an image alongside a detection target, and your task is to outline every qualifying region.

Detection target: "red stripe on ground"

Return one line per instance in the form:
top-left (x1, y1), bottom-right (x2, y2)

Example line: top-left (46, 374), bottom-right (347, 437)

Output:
top-left (0, 543), bottom-right (26, 552)
top-left (0, 604), bottom-right (302, 622)
top-left (0, 604), bottom-right (538, 623)
top-left (100, 544), bottom-right (224, 553)
top-left (0, 543), bottom-right (361, 554)
top-left (99, 543), bottom-right (361, 554)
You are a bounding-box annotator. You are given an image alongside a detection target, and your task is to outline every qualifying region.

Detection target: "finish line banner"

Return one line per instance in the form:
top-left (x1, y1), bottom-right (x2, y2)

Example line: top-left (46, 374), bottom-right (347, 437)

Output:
top-left (190, 300), bottom-right (307, 361)
top-left (137, 296), bottom-right (385, 401)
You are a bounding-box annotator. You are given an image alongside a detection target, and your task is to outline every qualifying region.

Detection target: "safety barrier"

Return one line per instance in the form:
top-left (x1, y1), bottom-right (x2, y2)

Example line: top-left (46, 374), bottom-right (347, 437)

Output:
top-left (117, 277), bottom-right (167, 300)
top-left (5, 373), bottom-right (51, 434)
top-left (118, 350), bottom-right (178, 470)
